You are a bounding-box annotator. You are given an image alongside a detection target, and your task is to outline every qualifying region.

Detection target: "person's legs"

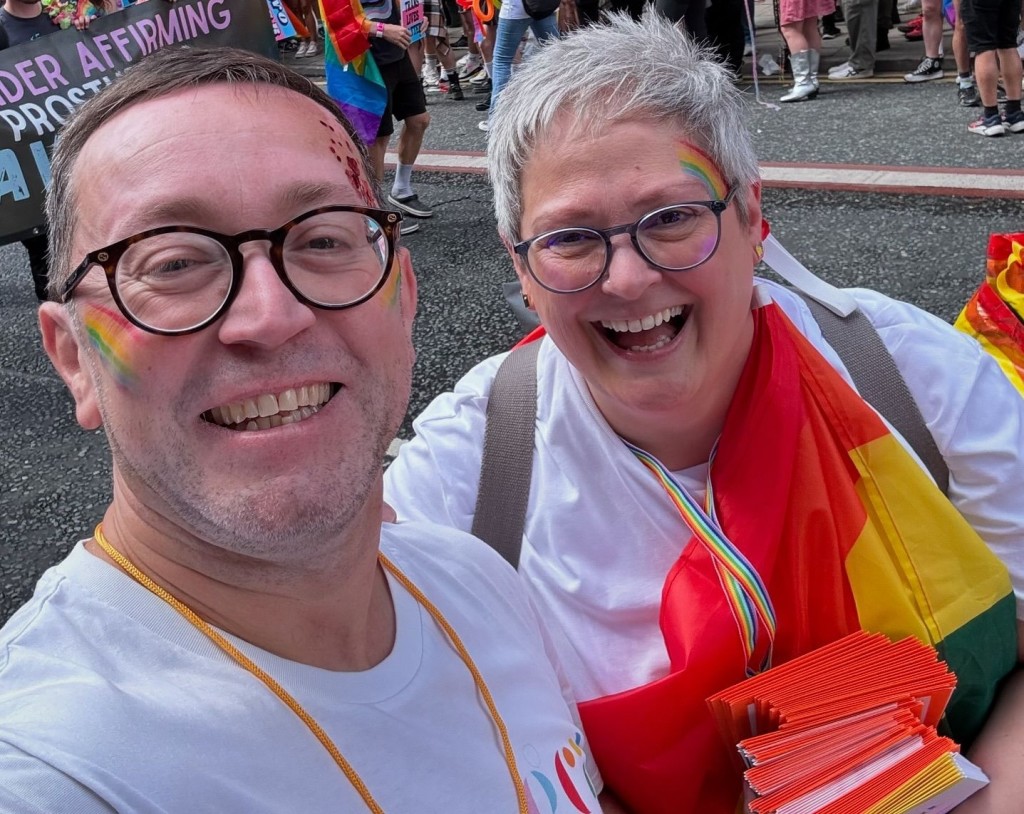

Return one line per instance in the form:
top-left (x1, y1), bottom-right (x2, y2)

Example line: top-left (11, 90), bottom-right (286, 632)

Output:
top-left (904, 0), bottom-right (946, 79)
top-left (974, 49), bottom-right (1000, 105)
top-left (822, 10), bottom-right (841, 36)
top-left (460, 6), bottom-right (479, 47)
top-left (608, 0), bottom-right (646, 18)
top-left (409, 39), bottom-right (426, 75)
top-left (961, 0), bottom-right (1016, 132)
top-left (386, 55), bottom-right (433, 215)
top-left (300, 0), bottom-right (320, 55)
top-left (997, 46), bottom-right (1024, 129)
top-left (841, 0), bottom-right (879, 71)
top-left (705, 0), bottom-right (746, 71)
top-left (804, 13), bottom-right (824, 49)
top-left (396, 112), bottom-right (430, 168)
top-left (877, 0), bottom-right (894, 45)
top-left (576, 0), bottom-right (603, 25)
top-left (952, 0), bottom-right (979, 104)
top-left (431, 25), bottom-right (465, 99)
top-left (370, 60), bottom-right (399, 183)
top-left (781, 20), bottom-right (811, 51)
top-left (655, 0), bottom-right (707, 39)
top-left (21, 233), bottom-right (49, 302)
top-left (488, 15), bottom-right (531, 120)
top-left (781, 18), bottom-right (821, 101)
top-left (370, 135), bottom-right (390, 182)
top-left (283, 0), bottom-right (312, 55)
top-left (999, 47), bottom-right (1023, 96)
top-left (921, 0), bottom-right (944, 57)
top-left (953, 0), bottom-right (972, 71)
top-left (529, 12), bottom-right (561, 43)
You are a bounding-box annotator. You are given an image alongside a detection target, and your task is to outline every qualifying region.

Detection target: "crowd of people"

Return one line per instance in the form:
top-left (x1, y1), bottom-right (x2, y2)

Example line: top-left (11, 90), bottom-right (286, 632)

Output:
top-left (786, 0), bottom-right (1024, 137)
top-left (1, 5), bottom-right (1023, 814)
top-left (5, 0), bottom-right (1022, 298)
top-left (274, 0), bottom-right (1024, 205)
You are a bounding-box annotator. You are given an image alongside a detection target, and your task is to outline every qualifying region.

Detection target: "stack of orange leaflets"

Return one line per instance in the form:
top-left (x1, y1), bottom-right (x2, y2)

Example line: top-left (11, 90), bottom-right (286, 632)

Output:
top-left (707, 631), bottom-right (989, 814)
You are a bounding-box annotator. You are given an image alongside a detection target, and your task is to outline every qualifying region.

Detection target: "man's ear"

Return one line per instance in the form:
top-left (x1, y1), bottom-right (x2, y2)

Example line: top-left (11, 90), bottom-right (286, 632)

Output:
top-left (39, 303), bottom-right (102, 430)
top-left (396, 247), bottom-right (418, 333)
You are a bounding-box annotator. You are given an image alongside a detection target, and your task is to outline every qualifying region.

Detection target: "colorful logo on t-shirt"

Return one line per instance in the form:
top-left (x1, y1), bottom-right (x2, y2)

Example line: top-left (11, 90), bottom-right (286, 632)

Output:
top-left (522, 731), bottom-right (598, 813)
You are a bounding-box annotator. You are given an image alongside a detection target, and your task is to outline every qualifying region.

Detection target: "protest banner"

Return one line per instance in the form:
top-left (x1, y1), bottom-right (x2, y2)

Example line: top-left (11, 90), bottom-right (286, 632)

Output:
top-left (266, 0), bottom-right (299, 40)
top-left (0, 0), bottom-right (277, 246)
top-left (400, 0), bottom-right (424, 43)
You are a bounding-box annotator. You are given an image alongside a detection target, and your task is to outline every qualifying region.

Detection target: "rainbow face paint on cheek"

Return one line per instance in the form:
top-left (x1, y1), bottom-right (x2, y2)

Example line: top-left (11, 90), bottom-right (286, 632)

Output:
top-left (82, 304), bottom-right (142, 388)
top-left (676, 143), bottom-right (728, 200)
top-left (380, 267), bottom-right (402, 309)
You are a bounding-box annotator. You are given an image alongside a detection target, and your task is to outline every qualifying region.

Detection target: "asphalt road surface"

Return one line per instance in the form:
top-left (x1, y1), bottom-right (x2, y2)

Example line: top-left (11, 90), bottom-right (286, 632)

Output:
top-left (2, 77), bottom-right (1022, 622)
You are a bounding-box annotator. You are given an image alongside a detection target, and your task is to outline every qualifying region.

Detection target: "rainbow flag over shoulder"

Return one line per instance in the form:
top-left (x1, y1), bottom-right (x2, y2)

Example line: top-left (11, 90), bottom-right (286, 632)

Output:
top-left (955, 232), bottom-right (1024, 397)
top-left (575, 301), bottom-right (1017, 814)
top-left (318, 0), bottom-right (387, 145)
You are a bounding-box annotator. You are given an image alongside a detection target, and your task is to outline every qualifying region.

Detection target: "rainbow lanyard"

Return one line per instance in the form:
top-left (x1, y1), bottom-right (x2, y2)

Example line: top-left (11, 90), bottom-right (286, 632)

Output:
top-left (628, 442), bottom-right (777, 676)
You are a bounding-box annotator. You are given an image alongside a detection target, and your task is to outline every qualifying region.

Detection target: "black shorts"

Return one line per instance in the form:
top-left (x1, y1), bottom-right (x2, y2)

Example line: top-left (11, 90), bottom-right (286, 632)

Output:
top-left (960, 0), bottom-right (1021, 52)
top-left (375, 54), bottom-right (427, 139)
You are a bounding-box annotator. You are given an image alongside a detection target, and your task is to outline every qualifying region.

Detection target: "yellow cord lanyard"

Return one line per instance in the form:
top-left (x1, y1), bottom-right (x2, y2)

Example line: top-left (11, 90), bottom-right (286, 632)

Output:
top-left (92, 525), bottom-right (529, 814)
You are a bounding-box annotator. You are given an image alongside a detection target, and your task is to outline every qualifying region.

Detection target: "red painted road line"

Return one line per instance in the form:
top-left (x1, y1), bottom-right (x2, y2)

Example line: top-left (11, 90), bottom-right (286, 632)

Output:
top-left (386, 151), bottom-right (1024, 199)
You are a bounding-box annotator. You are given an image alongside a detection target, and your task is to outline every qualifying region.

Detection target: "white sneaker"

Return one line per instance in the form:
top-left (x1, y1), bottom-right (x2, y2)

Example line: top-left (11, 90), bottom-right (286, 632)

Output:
top-left (457, 53), bottom-right (483, 79)
top-left (829, 63), bottom-right (874, 80)
top-left (295, 40), bottom-right (311, 58)
top-left (477, 120), bottom-right (490, 132)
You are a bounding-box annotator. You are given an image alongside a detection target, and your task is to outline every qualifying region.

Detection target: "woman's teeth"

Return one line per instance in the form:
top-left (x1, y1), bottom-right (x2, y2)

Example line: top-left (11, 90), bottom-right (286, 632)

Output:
top-left (600, 306), bottom-right (684, 334)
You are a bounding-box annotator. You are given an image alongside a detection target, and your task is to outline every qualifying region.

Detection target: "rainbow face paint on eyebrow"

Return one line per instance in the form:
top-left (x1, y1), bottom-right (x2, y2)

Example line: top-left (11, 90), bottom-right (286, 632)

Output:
top-left (676, 143), bottom-right (728, 200)
top-left (83, 304), bottom-right (140, 388)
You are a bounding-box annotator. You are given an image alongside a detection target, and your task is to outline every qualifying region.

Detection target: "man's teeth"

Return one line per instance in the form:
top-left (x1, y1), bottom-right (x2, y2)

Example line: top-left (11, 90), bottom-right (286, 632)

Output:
top-left (207, 383), bottom-right (333, 430)
top-left (600, 306), bottom-right (684, 334)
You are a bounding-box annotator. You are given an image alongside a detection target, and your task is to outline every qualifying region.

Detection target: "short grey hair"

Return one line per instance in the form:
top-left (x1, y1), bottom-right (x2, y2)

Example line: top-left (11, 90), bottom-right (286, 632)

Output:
top-left (487, 11), bottom-right (761, 243)
top-left (46, 46), bottom-right (378, 299)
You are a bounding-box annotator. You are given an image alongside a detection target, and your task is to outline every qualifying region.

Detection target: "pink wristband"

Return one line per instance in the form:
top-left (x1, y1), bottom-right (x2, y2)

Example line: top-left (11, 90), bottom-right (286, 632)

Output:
top-left (375, 22), bottom-right (385, 37)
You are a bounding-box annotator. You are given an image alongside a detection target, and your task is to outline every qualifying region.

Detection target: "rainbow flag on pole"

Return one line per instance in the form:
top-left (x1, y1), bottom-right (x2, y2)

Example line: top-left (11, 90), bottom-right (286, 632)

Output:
top-left (318, 0), bottom-right (387, 145)
top-left (956, 232), bottom-right (1024, 397)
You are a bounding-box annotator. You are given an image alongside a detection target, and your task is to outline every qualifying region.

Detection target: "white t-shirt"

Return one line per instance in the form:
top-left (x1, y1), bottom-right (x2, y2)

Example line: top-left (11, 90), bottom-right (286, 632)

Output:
top-left (384, 279), bottom-right (1024, 703)
top-left (0, 523), bottom-right (601, 813)
top-left (498, 0), bottom-right (530, 21)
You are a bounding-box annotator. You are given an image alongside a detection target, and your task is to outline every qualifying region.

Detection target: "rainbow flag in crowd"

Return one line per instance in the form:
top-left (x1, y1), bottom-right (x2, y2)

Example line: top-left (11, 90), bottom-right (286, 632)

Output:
top-left (318, 0), bottom-right (387, 144)
top-left (575, 302), bottom-right (1017, 814)
top-left (955, 232), bottom-right (1024, 397)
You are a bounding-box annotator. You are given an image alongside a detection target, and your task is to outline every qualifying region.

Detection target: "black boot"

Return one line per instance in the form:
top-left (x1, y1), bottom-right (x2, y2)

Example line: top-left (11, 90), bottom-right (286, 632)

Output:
top-left (475, 93), bottom-right (490, 112)
top-left (448, 74), bottom-right (464, 101)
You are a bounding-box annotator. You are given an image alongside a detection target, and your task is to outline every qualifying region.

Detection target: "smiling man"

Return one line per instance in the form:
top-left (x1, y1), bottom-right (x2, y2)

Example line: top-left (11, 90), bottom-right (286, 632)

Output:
top-left (0, 47), bottom-right (602, 813)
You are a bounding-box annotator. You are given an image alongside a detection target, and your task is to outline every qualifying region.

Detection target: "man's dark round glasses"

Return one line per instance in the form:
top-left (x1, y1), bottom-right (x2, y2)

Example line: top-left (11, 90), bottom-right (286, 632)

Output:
top-left (513, 187), bottom-right (739, 294)
top-left (59, 205), bottom-right (404, 336)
